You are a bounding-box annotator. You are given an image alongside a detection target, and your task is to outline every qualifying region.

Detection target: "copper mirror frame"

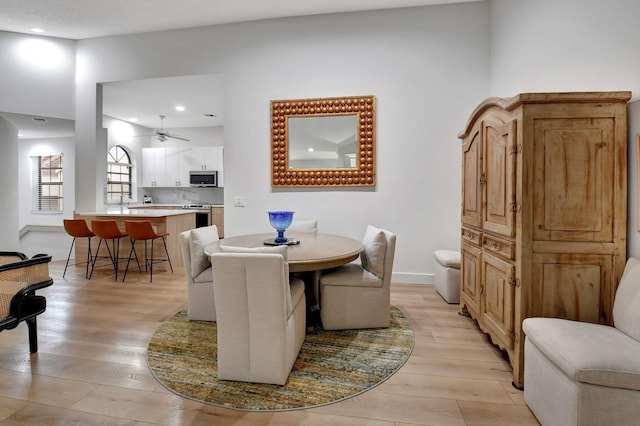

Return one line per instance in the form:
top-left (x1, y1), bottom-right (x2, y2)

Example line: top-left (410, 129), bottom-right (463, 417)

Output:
top-left (271, 95), bottom-right (376, 187)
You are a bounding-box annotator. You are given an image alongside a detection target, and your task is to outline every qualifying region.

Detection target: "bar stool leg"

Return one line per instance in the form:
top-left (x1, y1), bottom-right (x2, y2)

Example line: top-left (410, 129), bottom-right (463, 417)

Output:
top-left (90, 238), bottom-right (120, 281)
top-left (161, 236), bottom-right (173, 273)
top-left (89, 238), bottom-right (102, 279)
top-left (63, 237), bottom-right (76, 278)
top-left (86, 236), bottom-right (94, 279)
top-left (122, 240), bottom-right (142, 282)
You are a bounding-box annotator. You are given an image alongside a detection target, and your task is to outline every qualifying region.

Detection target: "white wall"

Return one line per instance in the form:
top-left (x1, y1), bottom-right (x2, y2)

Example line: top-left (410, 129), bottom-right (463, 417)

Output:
top-left (16, 137), bottom-right (76, 259)
top-left (627, 100), bottom-right (640, 257)
top-left (490, 0), bottom-right (640, 258)
top-left (0, 32), bottom-right (76, 257)
top-left (490, 0), bottom-right (640, 97)
top-left (0, 117), bottom-right (19, 249)
top-left (0, 32), bottom-right (76, 119)
top-left (73, 3), bottom-right (492, 283)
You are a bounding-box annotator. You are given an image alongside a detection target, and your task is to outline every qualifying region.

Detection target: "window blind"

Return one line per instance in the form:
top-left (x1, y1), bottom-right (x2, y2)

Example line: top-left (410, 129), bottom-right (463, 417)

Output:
top-left (31, 155), bottom-right (63, 212)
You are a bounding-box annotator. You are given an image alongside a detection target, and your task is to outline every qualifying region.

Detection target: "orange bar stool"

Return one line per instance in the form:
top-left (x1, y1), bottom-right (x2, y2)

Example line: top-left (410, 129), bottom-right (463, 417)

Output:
top-left (90, 220), bottom-right (131, 281)
top-left (123, 220), bottom-right (173, 283)
top-left (63, 219), bottom-right (95, 279)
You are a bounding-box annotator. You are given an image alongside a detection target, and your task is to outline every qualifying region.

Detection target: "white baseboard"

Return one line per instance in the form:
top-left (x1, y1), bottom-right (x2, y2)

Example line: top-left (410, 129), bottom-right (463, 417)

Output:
top-left (391, 272), bottom-right (434, 285)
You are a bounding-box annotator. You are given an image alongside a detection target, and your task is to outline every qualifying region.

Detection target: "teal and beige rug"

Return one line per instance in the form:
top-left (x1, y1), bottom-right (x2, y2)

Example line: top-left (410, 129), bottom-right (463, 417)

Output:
top-left (147, 306), bottom-right (414, 411)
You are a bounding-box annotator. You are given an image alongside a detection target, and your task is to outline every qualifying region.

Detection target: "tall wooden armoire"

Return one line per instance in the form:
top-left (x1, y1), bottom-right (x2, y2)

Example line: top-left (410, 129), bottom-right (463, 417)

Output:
top-left (458, 92), bottom-right (630, 388)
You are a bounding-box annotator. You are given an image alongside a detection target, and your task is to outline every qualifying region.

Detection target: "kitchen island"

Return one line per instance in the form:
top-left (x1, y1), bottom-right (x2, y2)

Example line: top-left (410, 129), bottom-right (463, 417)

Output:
top-left (73, 209), bottom-right (196, 277)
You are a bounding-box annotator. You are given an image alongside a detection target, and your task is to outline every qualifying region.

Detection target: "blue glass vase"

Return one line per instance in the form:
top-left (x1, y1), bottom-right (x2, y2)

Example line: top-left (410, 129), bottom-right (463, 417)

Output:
top-left (268, 211), bottom-right (294, 244)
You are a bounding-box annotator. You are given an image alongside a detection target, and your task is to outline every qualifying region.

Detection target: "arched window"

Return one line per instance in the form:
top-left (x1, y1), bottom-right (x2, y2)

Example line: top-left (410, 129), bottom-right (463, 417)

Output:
top-left (107, 145), bottom-right (132, 202)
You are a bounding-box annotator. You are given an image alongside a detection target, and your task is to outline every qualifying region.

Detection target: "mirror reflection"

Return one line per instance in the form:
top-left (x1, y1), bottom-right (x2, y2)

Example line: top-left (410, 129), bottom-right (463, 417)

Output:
top-left (288, 115), bottom-right (357, 169)
top-left (271, 95), bottom-right (376, 188)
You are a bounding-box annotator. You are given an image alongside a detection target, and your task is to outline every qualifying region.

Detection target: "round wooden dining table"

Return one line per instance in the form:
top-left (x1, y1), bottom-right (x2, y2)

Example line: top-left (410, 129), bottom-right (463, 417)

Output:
top-left (203, 232), bottom-right (363, 273)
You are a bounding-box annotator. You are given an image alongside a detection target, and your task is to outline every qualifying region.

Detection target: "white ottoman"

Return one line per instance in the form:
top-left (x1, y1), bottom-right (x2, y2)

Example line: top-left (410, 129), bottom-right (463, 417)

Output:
top-left (433, 250), bottom-right (461, 304)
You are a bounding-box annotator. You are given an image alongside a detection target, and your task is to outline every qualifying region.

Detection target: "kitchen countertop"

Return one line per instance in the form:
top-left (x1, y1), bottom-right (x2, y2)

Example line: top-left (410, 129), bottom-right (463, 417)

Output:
top-left (128, 204), bottom-right (224, 208)
top-left (75, 209), bottom-right (195, 217)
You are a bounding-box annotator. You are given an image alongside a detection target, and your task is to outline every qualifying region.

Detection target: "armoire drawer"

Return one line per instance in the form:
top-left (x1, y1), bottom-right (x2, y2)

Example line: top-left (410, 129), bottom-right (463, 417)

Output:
top-left (482, 234), bottom-right (515, 260)
top-left (461, 227), bottom-right (482, 246)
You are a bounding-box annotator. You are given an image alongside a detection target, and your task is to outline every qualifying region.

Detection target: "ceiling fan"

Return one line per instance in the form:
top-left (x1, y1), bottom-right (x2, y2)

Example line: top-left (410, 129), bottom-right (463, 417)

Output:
top-left (152, 114), bottom-right (190, 142)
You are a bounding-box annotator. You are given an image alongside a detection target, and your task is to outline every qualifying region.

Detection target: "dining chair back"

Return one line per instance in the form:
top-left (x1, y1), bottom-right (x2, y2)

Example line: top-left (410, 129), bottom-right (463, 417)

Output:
top-left (63, 219), bottom-right (95, 278)
top-left (180, 225), bottom-right (219, 321)
top-left (287, 219), bottom-right (318, 233)
top-left (211, 249), bottom-right (306, 385)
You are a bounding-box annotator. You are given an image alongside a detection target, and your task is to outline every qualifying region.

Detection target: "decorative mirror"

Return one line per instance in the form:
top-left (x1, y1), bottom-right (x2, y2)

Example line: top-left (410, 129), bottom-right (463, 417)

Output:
top-left (271, 95), bottom-right (376, 187)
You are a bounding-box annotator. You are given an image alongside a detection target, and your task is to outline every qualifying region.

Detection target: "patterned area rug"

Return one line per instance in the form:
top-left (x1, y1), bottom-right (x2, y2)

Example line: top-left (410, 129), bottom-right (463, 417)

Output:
top-left (147, 306), bottom-right (414, 411)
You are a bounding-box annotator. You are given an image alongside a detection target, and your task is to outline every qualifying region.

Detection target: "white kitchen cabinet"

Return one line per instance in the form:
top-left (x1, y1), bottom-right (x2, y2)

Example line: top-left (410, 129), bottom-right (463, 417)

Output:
top-left (190, 147), bottom-right (218, 171)
top-left (142, 147), bottom-right (190, 187)
top-left (141, 147), bottom-right (166, 187)
top-left (165, 147), bottom-right (191, 187)
top-left (216, 147), bottom-right (224, 187)
top-left (143, 146), bottom-right (223, 188)
top-left (190, 146), bottom-right (224, 187)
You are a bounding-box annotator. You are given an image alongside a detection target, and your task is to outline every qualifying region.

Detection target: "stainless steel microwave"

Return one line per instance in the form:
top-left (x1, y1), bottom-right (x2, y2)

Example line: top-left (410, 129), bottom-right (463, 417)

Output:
top-left (189, 171), bottom-right (218, 187)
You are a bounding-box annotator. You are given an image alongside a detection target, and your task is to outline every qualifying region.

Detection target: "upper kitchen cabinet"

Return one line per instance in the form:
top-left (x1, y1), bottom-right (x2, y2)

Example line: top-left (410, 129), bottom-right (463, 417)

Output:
top-left (166, 147), bottom-right (191, 187)
top-left (142, 146), bottom-right (223, 188)
top-left (142, 147), bottom-right (190, 187)
top-left (217, 147), bottom-right (224, 187)
top-left (142, 147), bottom-right (166, 187)
top-left (190, 147), bottom-right (219, 171)
top-left (190, 146), bottom-right (224, 187)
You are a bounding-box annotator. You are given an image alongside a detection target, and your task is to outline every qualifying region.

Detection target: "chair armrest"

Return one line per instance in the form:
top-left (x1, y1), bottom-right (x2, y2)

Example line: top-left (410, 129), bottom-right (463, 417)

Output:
top-left (0, 253), bottom-right (52, 320)
top-left (0, 252), bottom-right (28, 266)
top-left (0, 254), bottom-right (52, 273)
top-left (10, 278), bottom-right (53, 320)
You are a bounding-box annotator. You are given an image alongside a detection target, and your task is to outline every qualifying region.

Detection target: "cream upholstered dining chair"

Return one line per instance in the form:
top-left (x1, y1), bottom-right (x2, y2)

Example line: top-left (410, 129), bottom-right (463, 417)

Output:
top-left (179, 225), bottom-right (219, 321)
top-left (319, 225), bottom-right (396, 330)
top-left (287, 219), bottom-right (317, 233)
top-left (211, 245), bottom-right (306, 385)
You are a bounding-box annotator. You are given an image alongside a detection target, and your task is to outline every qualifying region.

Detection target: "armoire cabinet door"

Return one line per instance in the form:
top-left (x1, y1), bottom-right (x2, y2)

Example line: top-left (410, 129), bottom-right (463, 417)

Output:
top-left (532, 117), bottom-right (614, 242)
top-left (531, 253), bottom-right (615, 325)
top-left (461, 241), bottom-right (482, 318)
top-left (483, 118), bottom-right (516, 237)
top-left (461, 123), bottom-right (482, 228)
top-left (480, 252), bottom-right (515, 351)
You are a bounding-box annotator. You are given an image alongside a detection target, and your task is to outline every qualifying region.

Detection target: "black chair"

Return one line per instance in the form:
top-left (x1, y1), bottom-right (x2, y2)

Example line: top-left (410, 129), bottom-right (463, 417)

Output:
top-left (0, 252), bottom-right (53, 353)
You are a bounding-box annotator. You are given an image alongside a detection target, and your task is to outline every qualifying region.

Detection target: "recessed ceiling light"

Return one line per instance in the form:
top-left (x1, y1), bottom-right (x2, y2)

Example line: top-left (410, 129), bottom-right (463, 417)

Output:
top-left (30, 28), bottom-right (45, 33)
top-left (17, 132), bottom-right (23, 137)
top-left (175, 105), bottom-right (185, 112)
top-left (129, 117), bottom-right (138, 122)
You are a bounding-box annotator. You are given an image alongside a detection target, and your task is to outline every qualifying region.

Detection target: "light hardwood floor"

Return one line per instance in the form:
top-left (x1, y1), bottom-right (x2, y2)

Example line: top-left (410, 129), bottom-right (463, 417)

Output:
top-left (0, 260), bottom-right (540, 425)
